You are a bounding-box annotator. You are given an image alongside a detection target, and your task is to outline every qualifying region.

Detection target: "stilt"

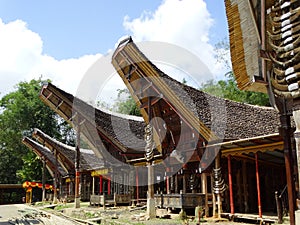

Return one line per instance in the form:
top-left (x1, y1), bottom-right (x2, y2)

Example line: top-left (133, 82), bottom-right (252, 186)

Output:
top-left (92, 176), bottom-right (95, 195)
top-left (100, 175), bottom-right (103, 194)
top-left (42, 158), bottom-right (46, 202)
top-left (277, 96), bottom-right (296, 225)
top-left (108, 176), bottom-right (111, 195)
top-left (255, 152), bottom-right (262, 218)
top-left (212, 173), bottom-right (216, 218)
top-left (136, 167), bottom-right (139, 203)
top-left (228, 155), bottom-right (234, 215)
top-left (53, 149), bottom-right (58, 204)
top-left (74, 124), bottom-right (81, 208)
top-left (166, 168), bottom-right (170, 194)
top-left (292, 108), bottom-right (300, 225)
top-left (201, 173), bottom-right (209, 217)
top-left (145, 97), bottom-right (155, 219)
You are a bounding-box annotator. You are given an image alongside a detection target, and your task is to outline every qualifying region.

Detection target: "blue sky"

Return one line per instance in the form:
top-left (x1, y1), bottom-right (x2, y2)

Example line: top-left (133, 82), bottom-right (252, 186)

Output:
top-left (0, 0), bottom-right (229, 102)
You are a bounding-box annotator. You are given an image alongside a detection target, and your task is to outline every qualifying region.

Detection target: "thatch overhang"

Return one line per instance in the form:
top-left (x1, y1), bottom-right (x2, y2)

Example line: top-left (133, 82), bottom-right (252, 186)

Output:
top-left (33, 128), bottom-right (104, 172)
top-left (39, 83), bottom-right (156, 165)
top-left (112, 37), bottom-right (281, 144)
top-left (224, 0), bottom-right (281, 93)
top-left (22, 137), bottom-right (68, 178)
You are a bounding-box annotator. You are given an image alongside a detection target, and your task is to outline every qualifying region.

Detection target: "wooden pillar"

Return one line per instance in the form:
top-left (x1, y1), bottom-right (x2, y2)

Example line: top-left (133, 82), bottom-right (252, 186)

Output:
top-left (92, 176), bottom-right (95, 195)
top-left (228, 155), bottom-right (234, 215)
top-left (279, 110), bottom-right (295, 225)
top-left (166, 168), bottom-right (170, 194)
top-left (136, 167), bottom-right (139, 202)
top-left (255, 152), bottom-right (262, 218)
top-left (146, 97), bottom-right (155, 218)
top-left (216, 153), bottom-right (222, 218)
top-left (212, 173), bottom-right (216, 218)
top-left (74, 124), bottom-right (81, 208)
top-left (108, 176), bottom-right (111, 195)
top-left (175, 173), bottom-right (178, 194)
top-left (201, 173), bottom-right (209, 217)
top-left (99, 175), bottom-right (103, 194)
top-left (182, 172), bottom-right (187, 194)
top-left (53, 149), bottom-right (58, 204)
top-left (42, 158), bottom-right (46, 202)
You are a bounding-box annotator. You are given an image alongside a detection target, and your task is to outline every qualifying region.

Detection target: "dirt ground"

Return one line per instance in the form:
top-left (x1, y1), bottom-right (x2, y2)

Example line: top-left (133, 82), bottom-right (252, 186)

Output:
top-left (32, 201), bottom-right (290, 225)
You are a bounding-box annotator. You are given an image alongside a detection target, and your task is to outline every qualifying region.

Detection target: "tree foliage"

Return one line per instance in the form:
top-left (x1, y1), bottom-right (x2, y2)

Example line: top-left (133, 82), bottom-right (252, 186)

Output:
top-left (0, 79), bottom-right (75, 184)
top-left (112, 89), bottom-right (141, 116)
top-left (201, 72), bottom-right (270, 106)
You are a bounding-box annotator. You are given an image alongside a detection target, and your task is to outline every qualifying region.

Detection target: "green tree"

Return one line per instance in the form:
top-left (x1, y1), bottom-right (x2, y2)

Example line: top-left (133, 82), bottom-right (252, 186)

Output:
top-left (0, 78), bottom-right (74, 184)
top-left (201, 72), bottom-right (270, 106)
top-left (112, 89), bottom-right (141, 116)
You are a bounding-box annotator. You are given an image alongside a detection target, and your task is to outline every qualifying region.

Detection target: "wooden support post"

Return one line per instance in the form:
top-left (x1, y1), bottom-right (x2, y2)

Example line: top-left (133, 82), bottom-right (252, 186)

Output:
top-left (183, 172), bottom-right (187, 194)
top-left (228, 155), bottom-right (234, 215)
top-left (175, 173), bottom-right (178, 194)
top-left (255, 152), bottom-right (262, 218)
top-left (108, 176), bottom-right (111, 195)
top-left (53, 149), bottom-right (58, 204)
top-left (42, 158), bottom-right (46, 202)
top-left (279, 110), bottom-right (295, 225)
top-left (100, 175), bottom-right (103, 195)
top-left (136, 167), bottom-right (139, 203)
top-left (275, 191), bottom-right (283, 224)
top-left (214, 152), bottom-right (223, 219)
top-left (146, 96), bottom-right (155, 218)
top-left (212, 174), bottom-right (216, 218)
top-left (201, 173), bottom-right (209, 217)
top-left (166, 168), bottom-right (170, 194)
top-left (92, 176), bottom-right (95, 195)
top-left (74, 124), bottom-right (81, 208)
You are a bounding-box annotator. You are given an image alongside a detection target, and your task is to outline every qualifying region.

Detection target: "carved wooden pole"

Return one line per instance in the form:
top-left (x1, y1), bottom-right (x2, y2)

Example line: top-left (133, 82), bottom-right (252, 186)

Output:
top-left (213, 151), bottom-right (225, 219)
top-left (146, 96), bottom-right (155, 218)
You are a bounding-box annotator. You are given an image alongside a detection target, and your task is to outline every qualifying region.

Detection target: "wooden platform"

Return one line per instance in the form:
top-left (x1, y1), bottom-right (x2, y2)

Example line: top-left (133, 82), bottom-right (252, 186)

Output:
top-left (222, 212), bottom-right (278, 224)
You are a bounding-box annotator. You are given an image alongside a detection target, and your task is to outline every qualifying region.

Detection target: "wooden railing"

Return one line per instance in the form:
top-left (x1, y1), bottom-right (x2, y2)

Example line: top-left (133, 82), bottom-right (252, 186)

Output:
top-left (90, 193), bottom-right (131, 206)
top-left (154, 193), bottom-right (205, 209)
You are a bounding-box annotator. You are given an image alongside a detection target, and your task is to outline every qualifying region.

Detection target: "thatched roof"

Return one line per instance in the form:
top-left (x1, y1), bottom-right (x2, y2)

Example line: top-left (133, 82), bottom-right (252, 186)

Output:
top-left (112, 37), bottom-right (280, 142)
top-left (22, 137), bottom-right (68, 177)
top-left (39, 83), bottom-right (150, 164)
top-left (33, 128), bottom-right (104, 172)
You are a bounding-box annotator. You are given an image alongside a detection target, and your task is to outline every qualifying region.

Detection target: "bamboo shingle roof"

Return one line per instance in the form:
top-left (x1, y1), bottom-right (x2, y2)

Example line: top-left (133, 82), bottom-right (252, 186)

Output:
top-left (32, 128), bottom-right (104, 172)
top-left (112, 37), bottom-right (280, 143)
top-left (22, 137), bottom-right (68, 177)
top-left (39, 83), bottom-right (150, 164)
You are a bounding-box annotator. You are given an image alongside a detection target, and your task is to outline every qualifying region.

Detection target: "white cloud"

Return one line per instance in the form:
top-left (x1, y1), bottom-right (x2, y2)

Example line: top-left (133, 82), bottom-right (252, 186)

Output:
top-left (0, 19), bottom-right (102, 97)
top-left (123, 0), bottom-right (229, 83)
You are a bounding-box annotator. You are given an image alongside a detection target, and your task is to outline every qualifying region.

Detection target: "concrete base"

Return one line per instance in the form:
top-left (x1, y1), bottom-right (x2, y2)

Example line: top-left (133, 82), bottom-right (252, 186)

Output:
top-left (295, 210), bottom-right (300, 225)
top-left (74, 197), bottom-right (80, 208)
top-left (147, 198), bottom-right (156, 218)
